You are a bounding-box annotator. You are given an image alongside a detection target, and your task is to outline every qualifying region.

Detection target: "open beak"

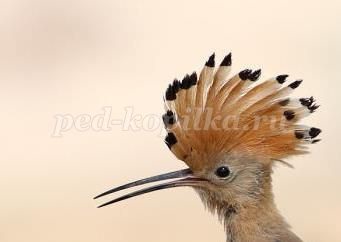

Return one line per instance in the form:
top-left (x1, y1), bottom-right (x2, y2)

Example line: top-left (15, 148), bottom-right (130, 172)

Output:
top-left (94, 168), bottom-right (206, 208)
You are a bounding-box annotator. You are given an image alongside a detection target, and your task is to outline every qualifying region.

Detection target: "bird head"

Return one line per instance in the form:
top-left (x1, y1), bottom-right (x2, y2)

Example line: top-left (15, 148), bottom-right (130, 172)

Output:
top-left (95, 53), bottom-right (321, 217)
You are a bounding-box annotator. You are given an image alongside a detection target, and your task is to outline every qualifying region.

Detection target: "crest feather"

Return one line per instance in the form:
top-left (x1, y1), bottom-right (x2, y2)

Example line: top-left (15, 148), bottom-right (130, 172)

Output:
top-left (163, 53), bottom-right (321, 169)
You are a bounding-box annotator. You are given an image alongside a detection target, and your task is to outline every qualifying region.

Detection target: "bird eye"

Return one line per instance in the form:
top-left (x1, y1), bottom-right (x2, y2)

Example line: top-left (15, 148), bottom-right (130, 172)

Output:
top-left (215, 166), bottom-right (230, 178)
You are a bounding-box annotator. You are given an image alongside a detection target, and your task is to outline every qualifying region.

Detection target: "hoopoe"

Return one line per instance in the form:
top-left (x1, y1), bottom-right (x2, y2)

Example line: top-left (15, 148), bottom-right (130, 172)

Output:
top-left (95, 53), bottom-right (321, 242)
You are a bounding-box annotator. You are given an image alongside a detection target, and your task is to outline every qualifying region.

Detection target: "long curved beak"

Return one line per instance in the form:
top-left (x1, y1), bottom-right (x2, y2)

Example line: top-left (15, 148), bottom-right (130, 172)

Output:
top-left (94, 168), bottom-right (205, 208)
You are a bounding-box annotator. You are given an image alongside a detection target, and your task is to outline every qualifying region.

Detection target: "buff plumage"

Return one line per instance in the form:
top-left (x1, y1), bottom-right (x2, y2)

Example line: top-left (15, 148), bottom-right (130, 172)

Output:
top-left (163, 53), bottom-right (321, 171)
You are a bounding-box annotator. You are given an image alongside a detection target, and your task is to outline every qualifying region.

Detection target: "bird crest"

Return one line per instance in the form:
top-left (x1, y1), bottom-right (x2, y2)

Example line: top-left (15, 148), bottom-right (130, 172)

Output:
top-left (163, 53), bottom-right (321, 171)
top-left (94, 52), bottom-right (319, 242)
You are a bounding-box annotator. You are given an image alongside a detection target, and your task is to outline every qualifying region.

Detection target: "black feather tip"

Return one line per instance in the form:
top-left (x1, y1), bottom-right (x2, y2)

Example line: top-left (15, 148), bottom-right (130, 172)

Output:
top-left (299, 97), bottom-right (314, 107)
top-left (248, 69), bottom-right (261, 81)
top-left (288, 80), bottom-right (303, 89)
top-left (299, 97), bottom-right (319, 113)
top-left (162, 110), bottom-right (176, 126)
top-left (189, 72), bottom-right (197, 86)
top-left (180, 74), bottom-right (191, 89)
top-left (309, 127), bottom-right (321, 138)
top-left (220, 53), bottom-right (232, 66)
top-left (165, 84), bottom-right (176, 101)
top-left (283, 110), bottom-right (295, 120)
top-left (239, 69), bottom-right (252, 80)
top-left (205, 53), bottom-right (215, 67)
top-left (295, 131), bottom-right (305, 139)
top-left (276, 74), bottom-right (289, 84)
top-left (172, 79), bottom-right (181, 93)
top-left (308, 104), bottom-right (320, 113)
top-left (165, 132), bottom-right (177, 149)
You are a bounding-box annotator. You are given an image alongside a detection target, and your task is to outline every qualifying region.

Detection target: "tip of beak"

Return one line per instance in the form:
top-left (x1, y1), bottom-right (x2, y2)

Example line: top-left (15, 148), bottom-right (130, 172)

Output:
top-left (94, 168), bottom-right (197, 207)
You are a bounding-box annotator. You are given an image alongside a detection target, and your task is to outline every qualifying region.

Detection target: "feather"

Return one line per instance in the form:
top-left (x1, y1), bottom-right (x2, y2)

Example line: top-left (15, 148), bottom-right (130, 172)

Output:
top-left (163, 54), bottom-right (321, 170)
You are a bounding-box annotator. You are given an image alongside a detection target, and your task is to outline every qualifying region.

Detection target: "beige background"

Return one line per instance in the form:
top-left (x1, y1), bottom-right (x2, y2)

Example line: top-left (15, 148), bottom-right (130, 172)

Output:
top-left (0, 0), bottom-right (340, 241)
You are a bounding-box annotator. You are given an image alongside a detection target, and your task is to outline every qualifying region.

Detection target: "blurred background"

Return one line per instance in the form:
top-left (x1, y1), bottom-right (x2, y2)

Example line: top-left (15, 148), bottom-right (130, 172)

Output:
top-left (0, 0), bottom-right (340, 241)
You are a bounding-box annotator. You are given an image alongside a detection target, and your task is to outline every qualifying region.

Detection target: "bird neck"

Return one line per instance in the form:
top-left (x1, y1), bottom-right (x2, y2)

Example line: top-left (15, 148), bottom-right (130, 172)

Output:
top-left (221, 175), bottom-right (299, 242)
top-left (197, 168), bottom-right (301, 242)
top-left (223, 194), bottom-right (290, 242)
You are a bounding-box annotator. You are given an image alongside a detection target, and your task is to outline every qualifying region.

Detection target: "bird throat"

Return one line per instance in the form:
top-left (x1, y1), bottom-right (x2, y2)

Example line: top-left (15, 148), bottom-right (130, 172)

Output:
top-left (195, 186), bottom-right (290, 242)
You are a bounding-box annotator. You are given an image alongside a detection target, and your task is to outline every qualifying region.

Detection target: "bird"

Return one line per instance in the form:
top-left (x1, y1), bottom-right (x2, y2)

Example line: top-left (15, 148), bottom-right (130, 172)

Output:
top-left (94, 53), bottom-right (321, 242)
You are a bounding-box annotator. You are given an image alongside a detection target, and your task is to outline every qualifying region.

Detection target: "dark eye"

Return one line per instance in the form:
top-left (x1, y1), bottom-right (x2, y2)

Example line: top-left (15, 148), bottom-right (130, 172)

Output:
top-left (215, 166), bottom-right (230, 178)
